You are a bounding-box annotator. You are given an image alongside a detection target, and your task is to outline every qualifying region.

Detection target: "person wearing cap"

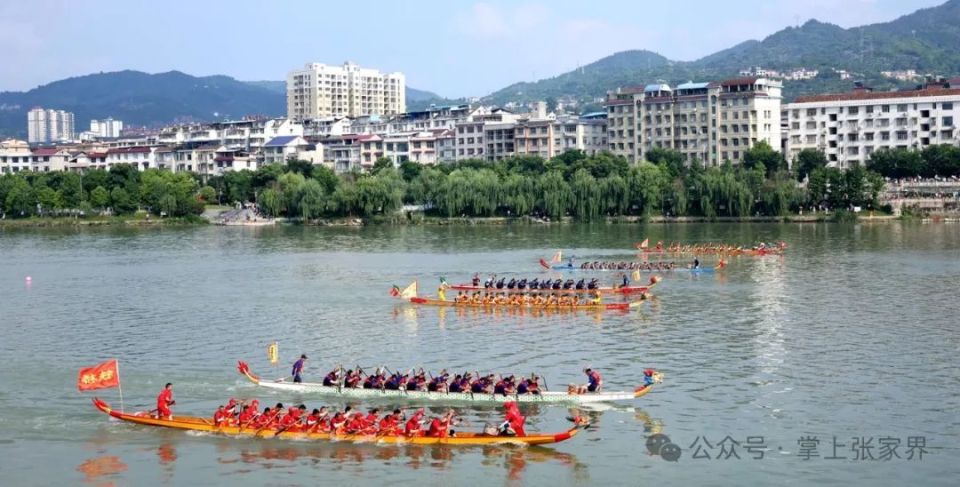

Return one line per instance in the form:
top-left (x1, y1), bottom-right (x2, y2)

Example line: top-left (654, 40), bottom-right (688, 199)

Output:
top-left (291, 354), bottom-right (307, 383)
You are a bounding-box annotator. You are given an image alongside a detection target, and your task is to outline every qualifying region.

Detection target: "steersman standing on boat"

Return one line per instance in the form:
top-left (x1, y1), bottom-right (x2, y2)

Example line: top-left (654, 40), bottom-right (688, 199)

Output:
top-left (156, 383), bottom-right (175, 420)
top-left (292, 354), bottom-right (307, 383)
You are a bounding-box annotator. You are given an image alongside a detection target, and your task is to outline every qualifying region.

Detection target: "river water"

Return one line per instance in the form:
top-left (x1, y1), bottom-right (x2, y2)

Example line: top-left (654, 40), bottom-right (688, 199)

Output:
top-left (0, 222), bottom-right (957, 486)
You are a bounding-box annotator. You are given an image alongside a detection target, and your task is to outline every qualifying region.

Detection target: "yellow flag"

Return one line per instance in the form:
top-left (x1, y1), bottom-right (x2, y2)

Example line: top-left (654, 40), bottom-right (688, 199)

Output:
top-left (267, 342), bottom-right (278, 364)
top-left (631, 269), bottom-right (641, 282)
top-left (399, 281), bottom-right (418, 299)
top-left (551, 251), bottom-right (563, 263)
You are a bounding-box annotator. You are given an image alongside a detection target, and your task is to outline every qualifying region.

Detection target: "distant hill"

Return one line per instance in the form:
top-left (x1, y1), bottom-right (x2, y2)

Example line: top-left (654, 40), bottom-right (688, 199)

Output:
top-left (245, 80), bottom-right (285, 94)
top-left (483, 0), bottom-right (960, 106)
top-left (0, 71), bottom-right (285, 138)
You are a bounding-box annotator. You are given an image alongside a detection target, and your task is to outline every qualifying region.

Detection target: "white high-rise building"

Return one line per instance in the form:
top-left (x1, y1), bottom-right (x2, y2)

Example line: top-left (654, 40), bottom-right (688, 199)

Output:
top-left (27, 108), bottom-right (75, 143)
top-left (605, 77), bottom-right (783, 165)
top-left (90, 118), bottom-right (124, 138)
top-left (287, 62), bottom-right (405, 121)
top-left (783, 84), bottom-right (960, 169)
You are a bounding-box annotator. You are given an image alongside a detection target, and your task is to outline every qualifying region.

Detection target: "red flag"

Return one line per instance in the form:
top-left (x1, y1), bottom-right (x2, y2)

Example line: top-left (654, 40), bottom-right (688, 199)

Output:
top-left (78, 359), bottom-right (120, 391)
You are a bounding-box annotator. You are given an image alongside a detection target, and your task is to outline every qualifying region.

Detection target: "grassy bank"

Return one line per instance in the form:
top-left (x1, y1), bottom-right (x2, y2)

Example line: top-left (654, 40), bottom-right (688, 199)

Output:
top-left (0, 214), bottom-right (208, 227)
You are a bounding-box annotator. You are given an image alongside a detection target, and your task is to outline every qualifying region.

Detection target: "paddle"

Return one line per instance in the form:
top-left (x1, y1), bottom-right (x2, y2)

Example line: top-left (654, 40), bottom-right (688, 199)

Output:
top-left (272, 417), bottom-right (304, 438)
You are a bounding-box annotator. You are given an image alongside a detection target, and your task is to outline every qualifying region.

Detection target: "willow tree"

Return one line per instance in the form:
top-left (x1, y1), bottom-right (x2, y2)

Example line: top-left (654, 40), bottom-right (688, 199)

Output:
top-left (570, 169), bottom-right (602, 221)
top-left (503, 173), bottom-right (536, 216)
top-left (600, 174), bottom-right (629, 216)
top-left (627, 163), bottom-right (667, 215)
top-left (297, 179), bottom-right (326, 220)
top-left (537, 171), bottom-right (572, 219)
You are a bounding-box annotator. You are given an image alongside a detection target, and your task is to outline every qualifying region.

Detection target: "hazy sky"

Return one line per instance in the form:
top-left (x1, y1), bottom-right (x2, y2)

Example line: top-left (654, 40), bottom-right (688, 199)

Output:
top-left (0, 0), bottom-right (946, 97)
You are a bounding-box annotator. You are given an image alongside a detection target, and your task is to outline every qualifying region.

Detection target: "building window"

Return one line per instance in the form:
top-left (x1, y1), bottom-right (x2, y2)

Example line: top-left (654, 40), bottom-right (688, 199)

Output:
top-left (942, 102), bottom-right (954, 110)
top-left (896, 131), bottom-right (908, 141)
top-left (882, 105), bottom-right (891, 113)
top-left (943, 116), bottom-right (954, 127)
top-left (897, 104), bottom-right (908, 113)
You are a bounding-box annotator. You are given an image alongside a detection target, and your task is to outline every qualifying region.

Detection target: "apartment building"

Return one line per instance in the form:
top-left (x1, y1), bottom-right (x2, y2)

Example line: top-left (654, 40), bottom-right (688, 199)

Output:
top-left (90, 118), bottom-right (124, 138)
top-left (1, 140), bottom-right (74, 173)
top-left (606, 77), bottom-right (782, 165)
top-left (513, 119), bottom-right (554, 159)
top-left (783, 85), bottom-right (960, 169)
top-left (287, 62), bottom-right (405, 121)
top-left (27, 108), bottom-right (75, 143)
top-left (605, 87), bottom-right (644, 162)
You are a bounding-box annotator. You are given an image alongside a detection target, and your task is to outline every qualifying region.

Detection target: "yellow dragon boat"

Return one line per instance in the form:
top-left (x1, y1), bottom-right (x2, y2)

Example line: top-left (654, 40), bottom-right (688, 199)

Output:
top-left (91, 398), bottom-right (582, 446)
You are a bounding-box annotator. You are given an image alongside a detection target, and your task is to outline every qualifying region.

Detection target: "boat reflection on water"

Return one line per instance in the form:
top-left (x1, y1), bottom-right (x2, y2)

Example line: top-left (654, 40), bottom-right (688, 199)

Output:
top-left (214, 441), bottom-right (582, 478)
top-left (394, 303), bottom-right (621, 325)
top-left (75, 455), bottom-right (128, 484)
top-left (566, 406), bottom-right (664, 435)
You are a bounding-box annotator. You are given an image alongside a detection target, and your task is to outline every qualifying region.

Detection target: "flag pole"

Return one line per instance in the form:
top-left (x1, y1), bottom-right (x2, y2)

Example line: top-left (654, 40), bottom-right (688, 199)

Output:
top-left (116, 359), bottom-right (125, 413)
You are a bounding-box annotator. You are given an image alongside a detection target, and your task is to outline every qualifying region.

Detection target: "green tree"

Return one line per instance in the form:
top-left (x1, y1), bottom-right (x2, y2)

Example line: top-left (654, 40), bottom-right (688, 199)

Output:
top-left (743, 141), bottom-right (784, 177)
top-left (259, 188), bottom-right (283, 217)
top-left (4, 177), bottom-right (36, 216)
top-left (920, 144), bottom-right (960, 177)
top-left (868, 148), bottom-right (923, 178)
top-left (312, 165), bottom-right (339, 194)
top-left (90, 186), bottom-right (110, 209)
top-left (570, 169), bottom-right (601, 221)
top-left (198, 185), bottom-right (218, 204)
top-left (646, 148), bottom-right (686, 178)
top-left (36, 187), bottom-right (64, 213)
top-left (297, 179), bottom-right (326, 220)
top-left (285, 159), bottom-right (315, 178)
top-left (794, 149), bottom-right (828, 181)
top-left (537, 171), bottom-right (571, 219)
top-left (110, 187), bottom-right (136, 214)
top-left (371, 157), bottom-right (394, 174)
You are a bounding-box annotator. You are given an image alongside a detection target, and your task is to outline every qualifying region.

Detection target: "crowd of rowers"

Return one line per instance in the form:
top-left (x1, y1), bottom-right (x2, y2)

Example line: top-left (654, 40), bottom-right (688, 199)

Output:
top-left (643, 241), bottom-right (787, 253)
top-left (314, 367), bottom-right (630, 396)
top-left (450, 291), bottom-right (603, 306)
top-left (576, 261), bottom-right (689, 271)
top-left (320, 368), bottom-right (549, 395)
top-left (474, 276), bottom-right (604, 290)
top-left (209, 399), bottom-right (528, 438)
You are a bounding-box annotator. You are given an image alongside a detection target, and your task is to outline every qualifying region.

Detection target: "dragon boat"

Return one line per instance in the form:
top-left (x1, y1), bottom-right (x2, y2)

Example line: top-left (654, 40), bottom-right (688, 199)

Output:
top-left (237, 361), bottom-right (662, 405)
top-left (449, 276), bottom-right (659, 295)
top-left (91, 398), bottom-right (581, 446)
top-left (409, 295), bottom-right (646, 311)
top-left (540, 259), bottom-right (723, 273)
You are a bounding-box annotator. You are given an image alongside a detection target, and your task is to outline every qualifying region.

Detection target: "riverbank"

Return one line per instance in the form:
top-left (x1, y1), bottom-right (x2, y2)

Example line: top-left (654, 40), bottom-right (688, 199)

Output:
top-left (2, 211), bottom-right (936, 228)
top-left (0, 215), bottom-right (207, 227)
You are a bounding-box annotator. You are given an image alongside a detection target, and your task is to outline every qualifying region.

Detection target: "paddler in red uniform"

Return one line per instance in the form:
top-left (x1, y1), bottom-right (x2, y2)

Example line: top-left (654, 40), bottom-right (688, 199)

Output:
top-left (426, 409), bottom-right (457, 438)
top-left (213, 405), bottom-right (228, 427)
top-left (501, 401), bottom-right (526, 437)
top-left (405, 409), bottom-right (426, 437)
top-left (254, 406), bottom-right (274, 429)
top-left (156, 383), bottom-right (175, 420)
top-left (378, 409), bottom-right (402, 435)
top-left (237, 405), bottom-right (256, 428)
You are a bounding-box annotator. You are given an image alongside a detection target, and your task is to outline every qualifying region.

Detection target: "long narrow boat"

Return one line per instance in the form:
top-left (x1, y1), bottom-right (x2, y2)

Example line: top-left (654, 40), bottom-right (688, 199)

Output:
top-left (408, 295), bottom-right (645, 311)
top-left (449, 276), bottom-right (659, 295)
top-left (237, 361), bottom-right (661, 405)
top-left (540, 259), bottom-right (721, 273)
top-left (635, 243), bottom-right (786, 256)
top-left (91, 398), bottom-right (580, 446)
